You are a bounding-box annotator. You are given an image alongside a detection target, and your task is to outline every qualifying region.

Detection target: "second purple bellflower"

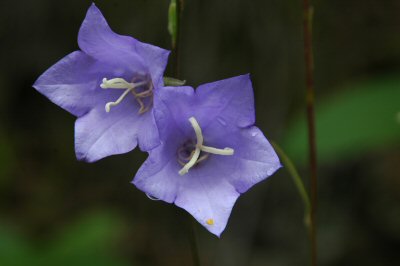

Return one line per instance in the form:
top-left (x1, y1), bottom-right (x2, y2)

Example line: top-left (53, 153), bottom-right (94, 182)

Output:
top-left (133, 75), bottom-right (281, 236)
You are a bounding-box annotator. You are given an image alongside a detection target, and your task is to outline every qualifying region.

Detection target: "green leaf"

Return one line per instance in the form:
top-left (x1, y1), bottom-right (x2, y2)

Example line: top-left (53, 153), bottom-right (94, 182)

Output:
top-left (163, 77), bottom-right (186, 86)
top-left (282, 76), bottom-right (400, 164)
top-left (168, 0), bottom-right (178, 48)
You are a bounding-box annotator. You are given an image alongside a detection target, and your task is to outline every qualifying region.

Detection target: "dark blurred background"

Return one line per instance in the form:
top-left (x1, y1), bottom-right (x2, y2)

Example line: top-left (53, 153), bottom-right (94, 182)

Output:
top-left (0, 0), bottom-right (399, 265)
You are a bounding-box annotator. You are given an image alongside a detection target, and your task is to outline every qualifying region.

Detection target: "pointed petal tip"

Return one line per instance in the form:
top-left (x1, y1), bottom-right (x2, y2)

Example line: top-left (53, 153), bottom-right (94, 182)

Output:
top-left (75, 150), bottom-right (96, 163)
top-left (229, 73), bottom-right (251, 81)
top-left (88, 2), bottom-right (100, 12)
top-left (84, 3), bottom-right (102, 21)
top-left (240, 73), bottom-right (252, 83)
top-left (209, 227), bottom-right (224, 238)
top-left (130, 179), bottom-right (139, 190)
top-left (203, 221), bottom-right (226, 237)
top-left (83, 2), bottom-right (106, 27)
top-left (32, 67), bottom-right (48, 89)
top-left (187, 216), bottom-right (225, 237)
top-left (273, 155), bottom-right (284, 172)
top-left (131, 178), bottom-right (138, 186)
top-left (212, 232), bottom-right (222, 238)
top-left (163, 48), bottom-right (172, 57)
top-left (32, 83), bottom-right (39, 92)
top-left (271, 163), bottom-right (283, 177)
top-left (265, 161), bottom-right (283, 179)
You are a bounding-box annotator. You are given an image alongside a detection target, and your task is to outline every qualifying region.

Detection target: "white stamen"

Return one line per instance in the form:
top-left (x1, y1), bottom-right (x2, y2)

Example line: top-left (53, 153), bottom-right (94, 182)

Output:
top-left (201, 146), bottom-right (234, 155)
top-left (105, 87), bottom-right (133, 112)
top-left (189, 117), bottom-right (204, 145)
top-left (100, 77), bottom-right (147, 112)
top-left (178, 117), bottom-right (234, 175)
top-left (101, 78), bottom-right (140, 89)
top-left (178, 147), bottom-right (201, 175)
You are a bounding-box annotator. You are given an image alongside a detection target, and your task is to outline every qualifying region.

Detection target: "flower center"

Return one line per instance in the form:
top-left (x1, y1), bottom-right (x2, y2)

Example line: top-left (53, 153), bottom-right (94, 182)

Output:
top-left (178, 117), bottom-right (234, 175)
top-left (100, 76), bottom-right (153, 114)
top-left (177, 140), bottom-right (210, 167)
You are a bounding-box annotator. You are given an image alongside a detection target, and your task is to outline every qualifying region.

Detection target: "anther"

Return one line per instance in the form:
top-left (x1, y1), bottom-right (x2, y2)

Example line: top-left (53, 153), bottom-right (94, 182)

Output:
top-left (178, 117), bottom-right (234, 175)
top-left (100, 78), bottom-right (137, 89)
top-left (100, 77), bottom-right (149, 113)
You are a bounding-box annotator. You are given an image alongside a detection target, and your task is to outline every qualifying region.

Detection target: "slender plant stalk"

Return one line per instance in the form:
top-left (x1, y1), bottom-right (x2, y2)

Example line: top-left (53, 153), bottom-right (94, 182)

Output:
top-left (169, 1), bottom-right (200, 265)
top-left (302, 0), bottom-right (318, 265)
top-left (172, 0), bottom-right (184, 78)
top-left (271, 142), bottom-right (311, 226)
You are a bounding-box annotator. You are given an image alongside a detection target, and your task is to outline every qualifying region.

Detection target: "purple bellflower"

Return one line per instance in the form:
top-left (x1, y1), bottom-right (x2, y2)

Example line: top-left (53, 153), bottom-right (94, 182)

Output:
top-left (33, 4), bottom-right (170, 162)
top-left (133, 74), bottom-right (281, 236)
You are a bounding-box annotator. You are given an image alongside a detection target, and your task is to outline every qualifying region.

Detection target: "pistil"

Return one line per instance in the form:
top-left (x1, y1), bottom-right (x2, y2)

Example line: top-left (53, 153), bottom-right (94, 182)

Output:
top-left (100, 77), bottom-right (152, 113)
top-left (178, 117), bottom-right (234, 175)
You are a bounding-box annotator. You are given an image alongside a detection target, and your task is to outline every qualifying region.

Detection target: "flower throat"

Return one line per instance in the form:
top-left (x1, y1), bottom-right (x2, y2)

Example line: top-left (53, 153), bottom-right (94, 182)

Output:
top-left (100, 76), bottom-right (153, 114)
top-left (177, 117), bottom-right (234, 175)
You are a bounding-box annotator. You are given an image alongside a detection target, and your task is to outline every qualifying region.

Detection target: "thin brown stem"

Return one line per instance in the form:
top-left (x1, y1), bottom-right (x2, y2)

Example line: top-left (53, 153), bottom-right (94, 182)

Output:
top-left (302, 0), bottom-right (317, 265)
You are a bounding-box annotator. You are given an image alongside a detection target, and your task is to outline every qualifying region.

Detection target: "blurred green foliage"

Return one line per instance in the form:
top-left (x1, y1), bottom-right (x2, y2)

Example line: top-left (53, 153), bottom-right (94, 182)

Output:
top-left (0, 212), bottom-right (129, 266)
top-left (283, 76), bottom-right (400, 164)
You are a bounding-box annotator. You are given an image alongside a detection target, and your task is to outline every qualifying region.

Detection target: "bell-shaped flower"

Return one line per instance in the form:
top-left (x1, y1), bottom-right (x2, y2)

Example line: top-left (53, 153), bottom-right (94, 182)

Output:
top-left (133, 74), bottom-right (281, 236)
top-left (33, 4), bottom-right (170, 162)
